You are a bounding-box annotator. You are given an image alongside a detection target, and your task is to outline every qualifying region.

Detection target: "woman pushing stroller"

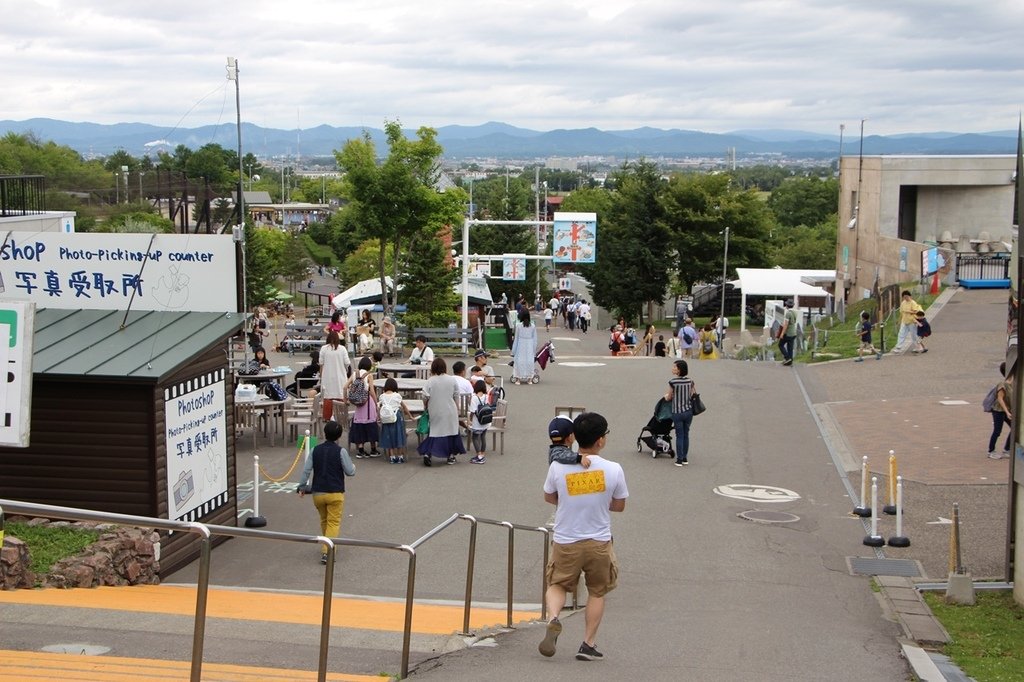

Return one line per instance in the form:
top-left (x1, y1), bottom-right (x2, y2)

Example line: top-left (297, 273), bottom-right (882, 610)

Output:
top-left (664, 360), bottom-right (697, 466)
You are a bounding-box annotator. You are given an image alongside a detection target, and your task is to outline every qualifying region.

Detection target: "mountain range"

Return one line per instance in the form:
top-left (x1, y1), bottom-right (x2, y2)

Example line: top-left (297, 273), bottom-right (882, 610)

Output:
top-left (1, 118), bottom-right (1018, 160)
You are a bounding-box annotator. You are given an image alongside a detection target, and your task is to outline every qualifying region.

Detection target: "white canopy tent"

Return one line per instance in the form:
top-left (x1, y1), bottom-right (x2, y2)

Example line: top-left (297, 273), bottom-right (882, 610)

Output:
top-left (734, 268), bottom-right (835, 333)
top-left (331, 275), bottom-right (493, 309)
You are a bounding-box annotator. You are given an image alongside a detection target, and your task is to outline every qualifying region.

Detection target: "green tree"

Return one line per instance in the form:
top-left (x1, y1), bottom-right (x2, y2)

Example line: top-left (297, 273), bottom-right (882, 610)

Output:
top-left (185, 143), bottom-right (236, 187)
top-left (575, 161), bottom-right (671, 323)
top-left (334, 120), bottom-right (456, 314)
top-left (660, 173), bottom-right (774, 293)
top-left (770, 214), bottom-right (837, 269)
top-left (96, 211), bottom-right (174, 233)
top-left (767, 177), bottom-right (839, 228)
top-left (244, 225), bottom-right (282, 309)
top-left (398, 227), bottom-right (459, 328)
top-left (280, 233), bottom-right (313, 294)
top-left (341, 239), bottom-right (396, 285)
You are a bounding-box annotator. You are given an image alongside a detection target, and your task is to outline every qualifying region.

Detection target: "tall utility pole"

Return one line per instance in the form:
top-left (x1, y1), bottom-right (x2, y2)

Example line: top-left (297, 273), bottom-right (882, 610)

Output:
top-left (719, 226), bottom-right (730, 348)
top-left (535, 165), bottom-right (541, 302)
top-left (227, 57), bottom-right (248, 330)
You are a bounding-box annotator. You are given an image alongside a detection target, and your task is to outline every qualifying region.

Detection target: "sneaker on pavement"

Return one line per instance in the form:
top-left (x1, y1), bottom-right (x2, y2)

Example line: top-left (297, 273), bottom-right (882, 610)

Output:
top-left (876, 352), bottom-right (882, 360)
top-left (854, 358), bottom-right (864, 362)
top-left (398, 456), bottom-right (406, 464)
top-left (538, 618), bottom-right (561, 657)
top-left (575, 642), bottom-right (604, 661)
top-left (470, 455), bottom-right (486, 464)
top-left (988, 451), bottom-right (1005, 459)
top-left (782, 359), bottom-right (793, 366)
top-left (447, 455), bottom-right (457, 465)
top-left (423, 455), bottom-right (432, 467)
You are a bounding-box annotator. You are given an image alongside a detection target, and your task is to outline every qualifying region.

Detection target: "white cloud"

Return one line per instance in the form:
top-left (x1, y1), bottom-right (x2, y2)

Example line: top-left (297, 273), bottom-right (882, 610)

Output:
top-left (1, 0), bottom-right (1021, 134)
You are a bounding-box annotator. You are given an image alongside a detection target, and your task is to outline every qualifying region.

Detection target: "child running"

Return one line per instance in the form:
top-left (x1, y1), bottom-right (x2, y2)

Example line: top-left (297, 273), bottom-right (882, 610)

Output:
top-left (469, 380), bottom-right (491, 464)
top-left (913, 311), bottom-right (931, 353)
top-left (855, 311), bottom-right (882, 362)
top-left (378, 377), bottom-right (413, 464)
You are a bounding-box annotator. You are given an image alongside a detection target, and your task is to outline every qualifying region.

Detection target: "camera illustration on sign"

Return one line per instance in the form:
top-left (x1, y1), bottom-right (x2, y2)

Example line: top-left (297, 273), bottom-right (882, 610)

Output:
top-left (502, 255), bottom-right (526, 281)
top-left (552, 211), bottom-right (597, 263)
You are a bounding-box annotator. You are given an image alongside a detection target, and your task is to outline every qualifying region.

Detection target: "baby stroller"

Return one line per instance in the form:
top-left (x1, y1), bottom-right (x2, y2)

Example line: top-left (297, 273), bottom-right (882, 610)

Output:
top-left (636, 397), bottom-right (674, 458)
top-left (510, 340), bottom-right (556, 384)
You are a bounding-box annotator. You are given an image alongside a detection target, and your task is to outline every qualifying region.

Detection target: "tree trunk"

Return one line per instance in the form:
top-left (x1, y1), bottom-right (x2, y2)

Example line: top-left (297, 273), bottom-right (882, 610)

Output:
top-left (378, 242), bottom-right (388, 313)
top-left (390, 237), bottom-right (401, 310)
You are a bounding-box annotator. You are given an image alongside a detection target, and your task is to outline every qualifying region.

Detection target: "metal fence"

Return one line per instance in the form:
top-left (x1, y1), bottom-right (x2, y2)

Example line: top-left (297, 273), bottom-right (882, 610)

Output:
top-left (0, 175), bottom-right (46, 217)
top-left (956, 254), bottom-right (1011, 283)
top-left (0, 499), bottom-right (550, 681)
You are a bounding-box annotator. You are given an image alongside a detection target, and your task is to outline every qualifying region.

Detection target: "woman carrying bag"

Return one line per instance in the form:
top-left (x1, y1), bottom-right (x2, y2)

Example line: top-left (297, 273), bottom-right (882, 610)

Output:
top-left (664, 360), bottom-right (699, 467)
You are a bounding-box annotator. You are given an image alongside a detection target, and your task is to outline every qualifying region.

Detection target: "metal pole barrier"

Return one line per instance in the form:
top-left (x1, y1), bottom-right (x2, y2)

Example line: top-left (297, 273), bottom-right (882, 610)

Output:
top-left (888, 476), bottom-right (910, 547)
top-left (863, 477), bottom-right (884, 546)
top-left (883, 450), bottom-right (897, 515)
top-left (245, 455), bottom-right (267, 527)
top-left (540, 527), bottom-right (550, 622)
top-left (316, 537), bottom-right (335, 682)
top-left (400, 548), bottom-right (417, 680)
top-left (189, 524), bottom-right (212, 682)
top-left (853, 456), bottom-right (871, 516)
top-left (951, 503), bottom-right (963, 574)
top-left (503, 521), bottom-right (515, 628)
top-left (461, 516), bottom-right (478, 636)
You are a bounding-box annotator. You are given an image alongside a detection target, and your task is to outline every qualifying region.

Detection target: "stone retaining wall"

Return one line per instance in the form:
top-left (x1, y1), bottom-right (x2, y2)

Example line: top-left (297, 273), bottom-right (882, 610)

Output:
top-left (1, 517), bottom-right (160, 590)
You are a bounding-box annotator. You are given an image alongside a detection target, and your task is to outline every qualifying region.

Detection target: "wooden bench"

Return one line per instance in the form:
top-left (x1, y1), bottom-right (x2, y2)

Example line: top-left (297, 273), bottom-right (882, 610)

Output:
top-left (283, 323), bottom-right (326, 355)
top-left (410, 326), bottom-right (481, 353)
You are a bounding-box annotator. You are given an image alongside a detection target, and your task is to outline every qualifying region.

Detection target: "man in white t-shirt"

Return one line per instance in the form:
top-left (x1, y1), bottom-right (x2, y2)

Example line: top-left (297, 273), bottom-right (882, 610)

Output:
top-left (577, 300), bottom-right (591, 334)
top-left (450, 361), bottom-right (475, 395)
top-left (548, 296), bottom-right (560, 326)
top-left (473, 349), bottom-right (496, 386)
top-left (539, 412), bottom-right (628, 663)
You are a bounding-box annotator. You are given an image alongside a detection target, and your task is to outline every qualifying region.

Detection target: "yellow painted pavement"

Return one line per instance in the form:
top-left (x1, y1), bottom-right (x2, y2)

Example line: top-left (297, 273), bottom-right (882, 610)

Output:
top-left (0, 583), bottom-right (539, 634)
top-left (0, 649), bottom-right (380, 681)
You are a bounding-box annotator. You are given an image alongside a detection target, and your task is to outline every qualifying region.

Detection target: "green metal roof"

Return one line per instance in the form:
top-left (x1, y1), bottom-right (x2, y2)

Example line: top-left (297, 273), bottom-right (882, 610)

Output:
top-left (32, 309), bottom-right (245, 381)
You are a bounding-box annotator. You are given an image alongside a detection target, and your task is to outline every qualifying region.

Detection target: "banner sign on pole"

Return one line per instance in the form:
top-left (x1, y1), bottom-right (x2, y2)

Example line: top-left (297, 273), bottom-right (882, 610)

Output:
top-left (502, 254), bottom-right (526, 281)
top-left (0, 301), bottom-right (34, 447)
top-left (552, 212), bottom-right (597, 263)
top-left (921, 247), bottom-right (940, 276)
top-left (558, 277), bottom-right (571, 291)
top-left (0, 233), bottom-right (238, 312)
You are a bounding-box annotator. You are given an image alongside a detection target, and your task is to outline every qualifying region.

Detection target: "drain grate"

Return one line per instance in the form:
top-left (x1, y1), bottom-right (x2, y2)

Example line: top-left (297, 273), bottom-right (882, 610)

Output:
top-left (848, 557), bottom-right (921, 577)
top-left (737, 510), bottom-right (799, 524)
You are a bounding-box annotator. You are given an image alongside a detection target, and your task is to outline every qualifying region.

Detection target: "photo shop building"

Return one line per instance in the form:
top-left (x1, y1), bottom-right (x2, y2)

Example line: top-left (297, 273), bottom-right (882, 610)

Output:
top-left (0, 233), bottom-right (245, 575)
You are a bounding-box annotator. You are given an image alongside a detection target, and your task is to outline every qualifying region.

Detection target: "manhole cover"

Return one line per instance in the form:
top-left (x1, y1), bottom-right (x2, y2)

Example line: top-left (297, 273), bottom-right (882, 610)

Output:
top-left (41, 643), bottom-right (111, 655)
top-left (738, 510), bottom-right (800, 524)
top-left (848, 557), bottom-right (922, 577)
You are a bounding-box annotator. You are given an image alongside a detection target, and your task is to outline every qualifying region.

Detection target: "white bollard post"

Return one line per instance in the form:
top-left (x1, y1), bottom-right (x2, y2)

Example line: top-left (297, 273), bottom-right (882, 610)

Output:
top-left (864, 476), bottom-right (884, 546)
top-left (853, 455), bottom-right (871, 517)
top-left (888, 475), bottom-right (910, 547)
top-left (245, 454), bottom-right (267, 527)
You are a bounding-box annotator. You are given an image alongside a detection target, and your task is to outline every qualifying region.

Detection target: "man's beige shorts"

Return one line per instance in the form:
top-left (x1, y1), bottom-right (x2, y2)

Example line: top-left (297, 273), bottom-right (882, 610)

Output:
top-left (546, 539), bottom-right (618, 597)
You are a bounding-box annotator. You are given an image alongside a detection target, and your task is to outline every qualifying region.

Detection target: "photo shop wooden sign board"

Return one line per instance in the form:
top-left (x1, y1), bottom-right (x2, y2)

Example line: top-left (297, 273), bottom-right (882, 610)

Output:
top-left (0, 233), bottom-right (237, 312)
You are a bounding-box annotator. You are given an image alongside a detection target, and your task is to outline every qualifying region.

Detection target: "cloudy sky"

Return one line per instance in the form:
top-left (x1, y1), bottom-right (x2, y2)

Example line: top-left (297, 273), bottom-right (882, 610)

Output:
top-left (3, 0), bottom-right (1022, 135)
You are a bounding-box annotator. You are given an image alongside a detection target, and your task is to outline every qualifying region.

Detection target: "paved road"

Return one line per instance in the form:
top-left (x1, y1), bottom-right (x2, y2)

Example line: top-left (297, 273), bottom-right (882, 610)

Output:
top-left (8, 287), bottom-right (1009, 680)
top-left (183, 314), bottom-right (908, 680)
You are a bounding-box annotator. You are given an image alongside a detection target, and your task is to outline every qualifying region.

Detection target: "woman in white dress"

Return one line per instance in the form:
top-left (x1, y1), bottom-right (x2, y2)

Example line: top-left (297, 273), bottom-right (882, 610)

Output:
top-left (318, 331), bottom-right (351, 421)
top-left (511, 308), bottom-right (537, 383)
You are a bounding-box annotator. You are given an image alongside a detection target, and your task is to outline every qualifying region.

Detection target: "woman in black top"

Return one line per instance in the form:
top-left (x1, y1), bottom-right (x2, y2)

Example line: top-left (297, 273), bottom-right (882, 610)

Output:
top-left (663, 360), bottom-right (696, 466)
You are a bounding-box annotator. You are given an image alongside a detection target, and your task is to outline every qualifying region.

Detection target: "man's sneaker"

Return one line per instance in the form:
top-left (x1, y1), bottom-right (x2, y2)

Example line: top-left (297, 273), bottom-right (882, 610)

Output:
top-left (575, 642), bottom-right (604, 661)
top-left (538, 618), bottom-right (561, 657)
top-left (782, 359), bottom-right (793, 366)
top-left (447, 455), bottom-right (458, 465)
top-left (854, 358), bottom-right (864, 363)
top-left (470, 455), bottom-right (486, 464)
top-left (988, 451), bottom-right (1005, 459)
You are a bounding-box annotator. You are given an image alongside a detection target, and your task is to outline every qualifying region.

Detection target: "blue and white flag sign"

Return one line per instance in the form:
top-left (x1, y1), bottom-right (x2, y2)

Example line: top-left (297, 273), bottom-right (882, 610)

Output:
top-left (552, 212), bottom-right (597, 263)
top-left (502, 254), bottom-right (527, 281)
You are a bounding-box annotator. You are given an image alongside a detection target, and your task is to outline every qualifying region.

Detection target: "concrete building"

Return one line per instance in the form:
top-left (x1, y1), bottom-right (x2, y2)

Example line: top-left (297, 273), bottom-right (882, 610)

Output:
top-left (836, 155), bottom-right (1017, 298)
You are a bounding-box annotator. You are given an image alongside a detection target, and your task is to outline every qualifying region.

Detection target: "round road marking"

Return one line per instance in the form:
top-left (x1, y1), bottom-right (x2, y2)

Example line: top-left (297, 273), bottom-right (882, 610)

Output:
top-left (713, 484), bottom-right (800, 503)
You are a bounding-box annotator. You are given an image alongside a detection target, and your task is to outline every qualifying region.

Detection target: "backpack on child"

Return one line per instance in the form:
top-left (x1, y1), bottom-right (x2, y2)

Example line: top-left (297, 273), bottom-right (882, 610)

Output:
top-left (379, 398), bottom-right (398, 424)
top-left (701, 337), bottom-right (715, 355)
top-left (475, 400), bottom-right (495, 426)
top-left (349, 374), bottom-right (369, 406)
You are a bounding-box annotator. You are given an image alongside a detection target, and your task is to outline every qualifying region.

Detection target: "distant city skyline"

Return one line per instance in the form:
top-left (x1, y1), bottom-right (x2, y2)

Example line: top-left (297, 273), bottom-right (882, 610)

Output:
top-left (3, 1), bottom-right (1021, 136)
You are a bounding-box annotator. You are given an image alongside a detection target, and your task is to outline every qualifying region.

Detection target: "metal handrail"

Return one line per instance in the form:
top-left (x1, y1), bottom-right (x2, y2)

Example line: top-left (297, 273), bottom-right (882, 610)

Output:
top-left (0, 500), bottom-right (550, 680)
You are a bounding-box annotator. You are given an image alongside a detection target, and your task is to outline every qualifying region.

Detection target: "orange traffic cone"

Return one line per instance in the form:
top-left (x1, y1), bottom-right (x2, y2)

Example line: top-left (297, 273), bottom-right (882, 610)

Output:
top-left (930, 272), bottom-right (940, 295)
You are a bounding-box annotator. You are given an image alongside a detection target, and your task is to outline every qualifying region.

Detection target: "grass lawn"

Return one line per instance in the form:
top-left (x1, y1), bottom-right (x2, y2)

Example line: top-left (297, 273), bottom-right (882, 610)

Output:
top-left (923, 590), bottom-right (1024, 681)
top-left (6, 521), bottom-right (100, 576)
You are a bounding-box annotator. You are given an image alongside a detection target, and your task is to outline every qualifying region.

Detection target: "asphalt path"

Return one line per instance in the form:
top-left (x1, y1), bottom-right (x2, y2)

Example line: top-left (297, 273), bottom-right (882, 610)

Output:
top-left (171, 319), bottom-right (908, 680)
